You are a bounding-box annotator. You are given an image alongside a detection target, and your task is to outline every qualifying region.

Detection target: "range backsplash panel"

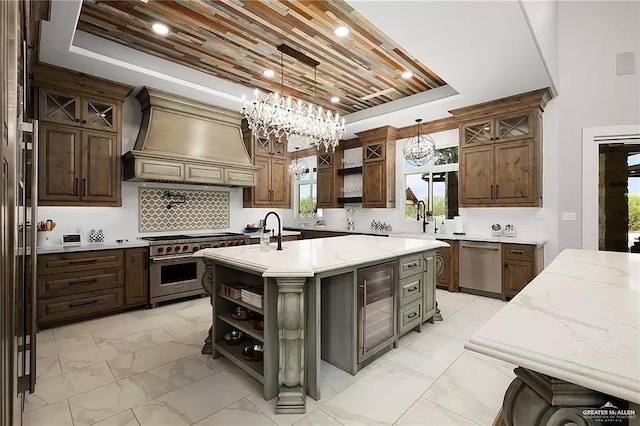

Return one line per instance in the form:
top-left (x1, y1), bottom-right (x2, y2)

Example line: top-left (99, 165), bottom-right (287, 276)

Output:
top-left (138, 187), bottom-right (230, 232)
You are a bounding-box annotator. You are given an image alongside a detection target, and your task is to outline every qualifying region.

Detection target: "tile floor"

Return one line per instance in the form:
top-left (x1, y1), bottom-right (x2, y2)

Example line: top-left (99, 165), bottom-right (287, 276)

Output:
top-left (22, 290), bottom-right (515, 426)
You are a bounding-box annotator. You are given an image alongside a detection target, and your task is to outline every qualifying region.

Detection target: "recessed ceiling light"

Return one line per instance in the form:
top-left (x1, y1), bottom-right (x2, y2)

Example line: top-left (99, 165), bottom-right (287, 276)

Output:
top-left (330, 96), bottom-right (340, 104)
top-left (334, 26), bottom-right (350, 37)
top-left (401, 70), bottom-right (413, 79)
top-left (151, 22), bottom-right (169, 36)
top-left (263, 69), bottom-right (275, 78)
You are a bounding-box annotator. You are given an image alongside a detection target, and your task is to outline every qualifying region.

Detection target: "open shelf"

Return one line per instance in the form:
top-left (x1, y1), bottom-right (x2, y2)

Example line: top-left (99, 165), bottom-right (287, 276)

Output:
top-left (218, 312), bottom-right (264, 342)
top-left (214, 339), bottom-right (264, 383)
top-left (218, 292), bottom-right (264, 316)
top-left (338, 197), bottom-right (363, 204)
top-left (337, 166), bottom-right (363, 176)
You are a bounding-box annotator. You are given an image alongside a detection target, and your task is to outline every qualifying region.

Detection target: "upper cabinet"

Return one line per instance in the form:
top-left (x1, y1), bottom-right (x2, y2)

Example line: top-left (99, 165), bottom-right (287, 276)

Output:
top-left (34, 64), bottom-right (132, 207)
top-left (242, 122), bottom-right (291, 208)
top-left (451, 88), bottom-right (552, 208)
top-left (357, 126), bottom-right (397, 208)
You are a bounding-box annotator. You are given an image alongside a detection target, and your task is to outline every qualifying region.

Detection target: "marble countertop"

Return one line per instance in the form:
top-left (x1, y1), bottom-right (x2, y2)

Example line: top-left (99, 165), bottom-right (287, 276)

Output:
top-left (36, 240), bottom-right (150, 255)
top-left (245, 230), bottom-right (301, 239)
top-left (465, 249), bottom-right (640, 404)
top-left (391, 232), bottom-right (547, 246)
top-left (284, 225), bottom-right (392, 236)
top-left (194, 235), bottom-right (448, 278)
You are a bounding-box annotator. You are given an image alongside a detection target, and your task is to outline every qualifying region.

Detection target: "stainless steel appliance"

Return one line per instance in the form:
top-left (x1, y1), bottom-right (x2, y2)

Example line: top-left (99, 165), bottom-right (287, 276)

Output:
top-left (142, 233), bottom-right (249, 307)
top-left (459, 241), bottom-right (502, 297)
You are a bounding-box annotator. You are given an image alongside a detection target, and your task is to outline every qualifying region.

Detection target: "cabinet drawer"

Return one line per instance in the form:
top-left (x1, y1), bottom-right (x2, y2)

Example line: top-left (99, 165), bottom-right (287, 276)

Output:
top-left (399, 254), bottom-right (423, 279)
top-left (502, 244), bottom-right (534, 261)
top-left (39, 250), bottom-right (124, 275)
top-left (398, 275), bottom-right (422, 306)
top-left (399, 299), bottom-right (422, 335)
top-left (38, 288), bottom-right (124, 324)
top-left (38, 268), bottom-right (123, 298)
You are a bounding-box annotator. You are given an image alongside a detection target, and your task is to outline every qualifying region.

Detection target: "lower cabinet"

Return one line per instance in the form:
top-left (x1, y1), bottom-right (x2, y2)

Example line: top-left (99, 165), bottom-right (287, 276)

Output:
top-left (396, 250), bottom-right (437, 339)
top-left (502, 243), bottom-right (543, 299)
top-left (38, 247), bottom-right (149, 328)
top-left (423, 253), bottom-right (437, 320)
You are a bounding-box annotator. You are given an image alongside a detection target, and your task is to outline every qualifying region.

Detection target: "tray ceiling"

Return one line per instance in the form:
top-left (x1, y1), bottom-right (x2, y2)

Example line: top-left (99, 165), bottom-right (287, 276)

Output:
top-left (77, 0), bottom-right (447, 114)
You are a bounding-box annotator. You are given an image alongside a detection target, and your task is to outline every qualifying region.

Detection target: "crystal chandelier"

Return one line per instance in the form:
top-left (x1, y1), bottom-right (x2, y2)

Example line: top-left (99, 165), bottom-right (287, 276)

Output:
top-left (288, 147), bottom-right (309, 181)
top-left (403, 119), bottom-right (436, 166)
top-left (242, 44), bottom-right (346, 153)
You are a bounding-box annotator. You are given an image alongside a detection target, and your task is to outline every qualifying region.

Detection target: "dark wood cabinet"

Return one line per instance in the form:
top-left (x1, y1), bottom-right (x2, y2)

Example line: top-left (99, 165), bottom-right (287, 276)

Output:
top-left (494, 140), bottom-right (536, 204)
top-left (357, 127), bottom-right (397, 209)
top-left (317, 167), bottom-right (334, 208)
top-left (81, 130), bottom-right (120, 203)
top-left (502, 243), bottom-right (543, 299)
top-left (460, 146), bottom-right (494, 205)
top-left (436, 240), bottom-right (458, 292)
top-left (38, 124), bottom-right (81, 202)
top-left (125, 248), bottom-right (148, 307)
top-left (270, 157), bottom-right (289, 206)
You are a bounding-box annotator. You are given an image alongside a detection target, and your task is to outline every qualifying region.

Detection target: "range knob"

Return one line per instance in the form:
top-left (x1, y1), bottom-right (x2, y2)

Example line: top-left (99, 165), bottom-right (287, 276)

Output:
top-left (157, 247), bottom-right (164, 253)
top-left (232, 240), bottom-right (239, 246)
top-left (192, 246), bottom-right (200, 252)
top-left (219, 242), bottom-right (227, 247)
top-left (166, 246), bottom-right (172, 253)
top-left (183, 245), bottom-right (189, 251)
top-left (174, 245), bottom-right (181, 252)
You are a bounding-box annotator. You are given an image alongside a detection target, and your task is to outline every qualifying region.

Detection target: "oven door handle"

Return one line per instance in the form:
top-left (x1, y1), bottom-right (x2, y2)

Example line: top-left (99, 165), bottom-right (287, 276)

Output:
top-left (150, 254), bottom-right (196, 262)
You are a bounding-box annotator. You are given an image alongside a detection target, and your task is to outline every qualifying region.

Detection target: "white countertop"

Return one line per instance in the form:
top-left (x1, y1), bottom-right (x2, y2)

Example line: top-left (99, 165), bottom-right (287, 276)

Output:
top-left (391, 232), bottom-right (548, 246)
top-left (245, 230), bottom-right (301, 239)
top-left (36, 240), bottom-right (149, 255)
top-left (284, 225), bottom-right (391, 236)
top-left (465, 249), bottom-right (640, 404)
top-left (194, 235), bottom-right (448, 278)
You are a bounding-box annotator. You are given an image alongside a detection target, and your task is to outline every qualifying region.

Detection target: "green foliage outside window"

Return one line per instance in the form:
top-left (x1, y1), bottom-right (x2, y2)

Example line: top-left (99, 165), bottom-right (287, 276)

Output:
top-left (630, 193), bottom-right (640, 231)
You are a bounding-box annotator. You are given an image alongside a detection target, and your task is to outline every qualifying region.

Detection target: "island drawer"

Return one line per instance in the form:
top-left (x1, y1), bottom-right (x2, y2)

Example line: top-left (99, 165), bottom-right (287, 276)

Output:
top-left (398, 275), bottom-right (422, 306)
top-left (38, 288), bottom-right (124, 324)
top-left (502, 244), bottom-right (534, 262)
top-left (39, 250), bottom-right (124, 275)
top-left (38, 268), bottom-right (123, 298)
top-left (398, 254), bottom-right (423, 279)
top-left (398, 299), bottom-right (422, 335)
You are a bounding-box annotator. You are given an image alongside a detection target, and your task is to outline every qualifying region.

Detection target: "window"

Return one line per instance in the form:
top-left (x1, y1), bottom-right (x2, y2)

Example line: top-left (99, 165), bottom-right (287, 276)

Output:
top-left (404, 146), bottom-right (459, 220)
top-left (294, 156), bottom-right (317, 216)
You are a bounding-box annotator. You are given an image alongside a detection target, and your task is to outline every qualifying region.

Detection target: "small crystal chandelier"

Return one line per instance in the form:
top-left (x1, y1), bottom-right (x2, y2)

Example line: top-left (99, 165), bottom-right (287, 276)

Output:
top-left (288, 147), bottom-right (309, 181)
top-left (242, 44), bottom-right (346, 153)
top-left (403, 119), bottom-right (436, 166)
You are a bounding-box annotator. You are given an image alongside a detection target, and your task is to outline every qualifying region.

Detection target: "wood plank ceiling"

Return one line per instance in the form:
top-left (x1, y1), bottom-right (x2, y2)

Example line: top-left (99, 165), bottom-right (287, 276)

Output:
top-left (77, 0), bottom-right (447, 114)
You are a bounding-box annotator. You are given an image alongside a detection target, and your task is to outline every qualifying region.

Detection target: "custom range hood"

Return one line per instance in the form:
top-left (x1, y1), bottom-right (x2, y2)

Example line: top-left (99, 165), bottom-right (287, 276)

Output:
top-left (123, 87), bottom-right (259, 187)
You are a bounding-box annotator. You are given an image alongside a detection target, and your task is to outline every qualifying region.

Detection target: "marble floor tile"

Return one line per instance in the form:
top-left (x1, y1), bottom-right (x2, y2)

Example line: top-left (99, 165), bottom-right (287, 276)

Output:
top-left (193, 352), bottom-right (234, 373)
top-left (145, 298), bottom-right (205, 317)
top-left (36, 329), bottom-right (54, 343)
top-left (194, 398), bottom-right (276, 426)
top-left (128, 355), bottom-right (215, 398)
top-left (36, 355), bottom-right (62, 380)
top-left (92, 409), bottom-right (140, 426)
top-left (321, 360), bottom-right (435, 425)
top-left (24, 390), bottom-right (49, 413)
top-left (459, 297), bottom-right (507, 319)
top-left (395, 398), bottom-right (478, 425)
top-left (133, 367), bottom-right (260, 425)
top-left (52, 314), bottom-right (126, 340)
top-left (427, 311), bottom-right (492, 340)
top-left (164, 314), bottom-right (211, 339)
top-left (107, 340), bottom-right (202, 379)
top-left (245, 392), bottom-right (321, 426)
top-left (38, 332), bottom-right (96, 358)
top-left (465, 349), bottom-right (518, 371)
top-left (174, 302), bottom-right (211, 319)
top-left (120, 310), bottom-right (152, 323)
top-left (31, 361), bottom-right (115, 404)
top-left (23, 399), bottom-right (73, 426)
top-left (436, 290), bottom-right (477, 304)
top-left (174, 330), bottom-right (209, 351)
top-left (68, 378), bottom-right (153, 426)
top-left (318, 360), bottom-right (362, 403)
top-left (60, 328), bottom-right (174, 373)
top-left (422, 352), bottom-right (515, 425)
top-left (388, 331), bottom-right (466, 380)
top-left (293, 409), bottom-right (342, 426)
top-left (436, 297), bottom-right (474, 321)
top-left (91, 312), bottom-right (187, 340)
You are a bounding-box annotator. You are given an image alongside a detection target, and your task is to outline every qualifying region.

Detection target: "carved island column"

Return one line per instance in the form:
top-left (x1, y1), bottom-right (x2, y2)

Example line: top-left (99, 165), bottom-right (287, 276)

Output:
top-left (275, 277), bottom-right (306, 414)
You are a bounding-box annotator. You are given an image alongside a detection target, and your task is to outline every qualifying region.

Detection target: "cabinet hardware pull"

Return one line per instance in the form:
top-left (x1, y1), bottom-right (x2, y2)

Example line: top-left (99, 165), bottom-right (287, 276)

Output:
top-left (362, 279), bottom-right (367, 307)
top-left (82, 179), bottom-right (86, 196)
top-left (511, 250), bottom-right (526, 255)
top-left (496, 184), bottom-right (499, 199)
top-left (69, 299), bottom-right (98, 308)
top-left (406, 261), bottom-right (419, 268)
top-left (490, 185), bottom-right (494, 199)
top-left (81, 120), bottom-right (87, 124)
top-left (69, 278), bottom-right (98, 286)
top-left (74, 178), bottom-right (78, 196)
top-left (407, 312), bottom-right (418, 319)
top-left (75, 118), bottom-right (80, 123)
top-left (68, 259), bottom-right (98, 265)
top-left (407, 286), bottom-right (418, 292)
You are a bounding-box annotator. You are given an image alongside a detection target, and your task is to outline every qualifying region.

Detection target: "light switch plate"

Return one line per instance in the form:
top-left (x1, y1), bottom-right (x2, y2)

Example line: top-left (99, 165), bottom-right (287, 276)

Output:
top-left (562, 212), bottom-right (577, 221)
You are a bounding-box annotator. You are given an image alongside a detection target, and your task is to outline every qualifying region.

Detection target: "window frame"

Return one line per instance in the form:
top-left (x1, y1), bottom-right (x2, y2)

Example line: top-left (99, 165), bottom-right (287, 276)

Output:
top-left (292, 155), bottom-right (317, 217)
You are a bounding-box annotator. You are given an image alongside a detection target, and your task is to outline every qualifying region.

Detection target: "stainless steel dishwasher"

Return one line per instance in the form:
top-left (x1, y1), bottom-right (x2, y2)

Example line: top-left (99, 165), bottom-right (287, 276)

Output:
top-left (459, 241), bottom-right (502, 297)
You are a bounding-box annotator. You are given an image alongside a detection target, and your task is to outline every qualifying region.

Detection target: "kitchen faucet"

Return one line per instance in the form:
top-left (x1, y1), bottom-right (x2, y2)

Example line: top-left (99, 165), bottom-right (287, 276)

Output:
top-left (263, 211), bottom-right (283, 251)
top-left (416, 200), bottom-right (428, 233)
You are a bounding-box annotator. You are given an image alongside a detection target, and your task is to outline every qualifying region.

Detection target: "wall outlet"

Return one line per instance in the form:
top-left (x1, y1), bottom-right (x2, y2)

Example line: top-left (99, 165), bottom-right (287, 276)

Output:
top-left (562, 212), bottom-right (577, 221)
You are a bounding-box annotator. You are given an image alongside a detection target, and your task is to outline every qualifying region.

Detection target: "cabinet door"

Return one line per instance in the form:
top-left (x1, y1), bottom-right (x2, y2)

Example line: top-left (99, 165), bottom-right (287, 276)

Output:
top-left (254, 134), bottom-right (271, 156)
top-left (39, 89), bottom-right (81, 126)
top-left (81, 130), bottom-right (120, 205)
top-left (459, 146), bottom-right (494, 205)
top-left (82, 97), bottom-right (118, 132)
top-left (270, 157), bottom-right (289, 207)
top-left (494, 140), bottom-right (535, 205)
top-left (460, 119), bottom-right (493, 148)
top-left (363, 162), bottom-right (385, 208)
top-left (270, 135), bottom-right (287, 158)
top-left (363, 141), bottom-right (385, 162)
top-left (502, 260), bottom-right (533, 298)
top-left (423, 253), bottom-right (436, 319)
top-left (316, 167), bottom-right (334, 208)
top-left (125, 248), bottom-right (148, 307)
top-left (38, 124), bottom-right (81, 203)
top-left (252, 156), bottom-right (272, 205)
top-left (495, 112), bottom-right (533, 143)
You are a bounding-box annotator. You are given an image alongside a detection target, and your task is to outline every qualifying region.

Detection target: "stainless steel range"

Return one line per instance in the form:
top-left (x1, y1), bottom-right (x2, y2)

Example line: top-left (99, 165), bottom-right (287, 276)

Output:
top-left (142, 233), bottom-right (249, 307)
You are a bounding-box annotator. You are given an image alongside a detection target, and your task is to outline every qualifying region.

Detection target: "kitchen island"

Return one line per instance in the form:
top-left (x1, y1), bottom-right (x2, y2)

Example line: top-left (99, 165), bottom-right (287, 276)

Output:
top-left (194, 235), bottom-right (448, 414)
top-left (466, 249), bottom-right (640, 424)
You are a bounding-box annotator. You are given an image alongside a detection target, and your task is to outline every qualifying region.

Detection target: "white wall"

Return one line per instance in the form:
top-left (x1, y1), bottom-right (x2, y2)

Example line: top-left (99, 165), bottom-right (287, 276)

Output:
top-left (520, 1), bottom-right (559, 91)
top-left (557, 1), bottom-right (640, 251)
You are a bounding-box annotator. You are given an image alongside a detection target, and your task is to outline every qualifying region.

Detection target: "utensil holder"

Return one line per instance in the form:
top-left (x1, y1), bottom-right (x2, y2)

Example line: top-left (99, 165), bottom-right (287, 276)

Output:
top-left (37, 231), bottom-right (54, 246)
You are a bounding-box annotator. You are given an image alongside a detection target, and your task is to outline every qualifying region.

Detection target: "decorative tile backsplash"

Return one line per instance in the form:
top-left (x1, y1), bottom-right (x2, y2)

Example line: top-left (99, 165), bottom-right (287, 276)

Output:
top-left (138, 187), bottom-right (230, 232)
